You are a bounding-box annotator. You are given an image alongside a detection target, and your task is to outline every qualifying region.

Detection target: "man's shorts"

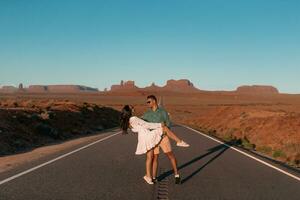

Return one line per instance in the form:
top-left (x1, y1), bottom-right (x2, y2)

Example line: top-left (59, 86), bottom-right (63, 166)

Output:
top-left (154, 134), bottom-right (172, 155)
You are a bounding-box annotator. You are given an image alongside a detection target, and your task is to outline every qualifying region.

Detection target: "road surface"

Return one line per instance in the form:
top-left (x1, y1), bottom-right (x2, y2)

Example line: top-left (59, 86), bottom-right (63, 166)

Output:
top-left (0, 125), bottom-right (300, 200)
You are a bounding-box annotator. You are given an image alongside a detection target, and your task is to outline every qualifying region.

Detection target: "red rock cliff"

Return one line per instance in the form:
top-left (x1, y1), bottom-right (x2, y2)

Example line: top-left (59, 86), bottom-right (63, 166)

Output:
top-left (236, 85), bottom-right (279, 94)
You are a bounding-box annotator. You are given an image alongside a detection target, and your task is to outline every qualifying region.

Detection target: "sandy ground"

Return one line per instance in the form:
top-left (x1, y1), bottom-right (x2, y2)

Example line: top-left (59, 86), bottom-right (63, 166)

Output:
top-left (1, 92), bottom-right (300, 170)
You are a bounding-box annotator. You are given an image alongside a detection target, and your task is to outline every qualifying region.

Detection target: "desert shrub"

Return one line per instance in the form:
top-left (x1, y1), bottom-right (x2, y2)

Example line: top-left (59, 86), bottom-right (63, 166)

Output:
top-left (208, 129), bottom-right (216, 136)
top-left (35, 123), bottom-right (60, 139)
top-left (224, 128), bottom-right (238, 141)
top-left (13, 102), bottom-right (18, 107)
top-left (256, 146), bottom-right (272, 154)
top-left (13, 139), bottom-right (27, 148)
top-left (223, 134), bottom-right (234, 142)
top-left (16, 114), bottom-right (32, 124)
top-left (272, 149), bottom-right (286, 158)
top-left (293, 154), bottom-right (300, 165)
top-left (240, 112), bottom-right (248, 119)
top-left (227, 128), bottom-right (238, 135)
top-left (241, 136), bottom-right (255, 150)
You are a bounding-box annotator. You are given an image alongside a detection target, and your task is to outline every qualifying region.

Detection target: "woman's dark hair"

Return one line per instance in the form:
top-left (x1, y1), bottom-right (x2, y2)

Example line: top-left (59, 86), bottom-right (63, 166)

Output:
top-left (120, 105), bottom-right (132, 134)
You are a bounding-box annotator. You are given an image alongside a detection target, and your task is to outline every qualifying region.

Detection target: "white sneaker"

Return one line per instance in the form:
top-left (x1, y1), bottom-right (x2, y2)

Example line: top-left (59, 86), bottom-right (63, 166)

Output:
top-left (143, 176), bottom-right (154, 185)
top-left (175, 174), bottom-right (181, 184)
top-left (177, 140), bottom-right (190, 147)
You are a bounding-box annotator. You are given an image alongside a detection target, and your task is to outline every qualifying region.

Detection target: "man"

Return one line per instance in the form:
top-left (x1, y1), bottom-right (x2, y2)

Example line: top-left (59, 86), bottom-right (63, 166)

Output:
top-left (142, 95), bottom-right (188, 184)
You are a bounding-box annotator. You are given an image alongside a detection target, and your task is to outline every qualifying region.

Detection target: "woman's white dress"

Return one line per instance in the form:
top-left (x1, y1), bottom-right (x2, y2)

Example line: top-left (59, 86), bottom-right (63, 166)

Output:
top-left (129, 116), bottom-right (164, 155)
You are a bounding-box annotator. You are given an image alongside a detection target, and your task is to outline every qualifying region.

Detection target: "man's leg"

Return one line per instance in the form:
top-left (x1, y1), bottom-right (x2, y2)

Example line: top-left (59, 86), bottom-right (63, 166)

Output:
top-left (159, 136), bottom-right (179, 174)
top-left (165, 151), bottom-right (179, 175)
top-left (160, 136), bottom-right (181, 184)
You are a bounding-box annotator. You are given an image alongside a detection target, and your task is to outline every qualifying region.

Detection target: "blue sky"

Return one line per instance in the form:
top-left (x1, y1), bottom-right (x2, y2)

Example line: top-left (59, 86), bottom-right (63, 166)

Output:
top-left (0, 0), bottom-right (299, 93)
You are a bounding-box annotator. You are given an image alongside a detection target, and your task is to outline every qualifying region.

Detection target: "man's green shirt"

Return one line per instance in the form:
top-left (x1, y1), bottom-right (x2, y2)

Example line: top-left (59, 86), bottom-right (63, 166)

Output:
top-left (142, 107), bottom-right (171, 127)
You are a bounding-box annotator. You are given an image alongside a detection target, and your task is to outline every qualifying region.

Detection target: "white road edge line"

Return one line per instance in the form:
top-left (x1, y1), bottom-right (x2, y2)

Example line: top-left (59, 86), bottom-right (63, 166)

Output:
top-left (182, 125), bottom-right (300, 182)
top-left (0, 131), bottom-right (121, 186)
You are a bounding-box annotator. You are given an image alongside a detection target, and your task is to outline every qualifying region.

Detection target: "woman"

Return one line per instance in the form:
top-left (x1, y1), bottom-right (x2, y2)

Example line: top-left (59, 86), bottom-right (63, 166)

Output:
top-left (120, 105), bottom-right (189, 184)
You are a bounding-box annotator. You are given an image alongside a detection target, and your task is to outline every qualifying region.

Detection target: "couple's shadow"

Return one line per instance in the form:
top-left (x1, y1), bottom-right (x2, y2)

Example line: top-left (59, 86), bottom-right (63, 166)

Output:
top-left (157, 141), bottom-right (232, 184)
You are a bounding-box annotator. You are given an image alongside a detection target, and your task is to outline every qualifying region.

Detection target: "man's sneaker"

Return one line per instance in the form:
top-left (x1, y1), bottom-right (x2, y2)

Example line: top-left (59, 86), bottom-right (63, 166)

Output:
top-left (152, 177), bottom-right (158, 183)
top-left (177, 140), bottom-right (190, 147)
top-left (143, 176), bottom-right (154, 185)
top-left (175, 174), bottom-right (181, 184)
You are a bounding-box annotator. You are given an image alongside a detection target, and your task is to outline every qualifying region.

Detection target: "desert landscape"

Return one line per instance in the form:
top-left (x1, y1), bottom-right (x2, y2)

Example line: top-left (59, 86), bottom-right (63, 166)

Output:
top-left (2, 2), bottom-right (300, 199)
top-left (1, 79), bottom-right (300, 168)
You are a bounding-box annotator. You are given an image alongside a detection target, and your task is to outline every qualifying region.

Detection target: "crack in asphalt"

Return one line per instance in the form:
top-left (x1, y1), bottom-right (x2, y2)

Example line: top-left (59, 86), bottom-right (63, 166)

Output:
top-left (156, 167), bottom-right (169, 200)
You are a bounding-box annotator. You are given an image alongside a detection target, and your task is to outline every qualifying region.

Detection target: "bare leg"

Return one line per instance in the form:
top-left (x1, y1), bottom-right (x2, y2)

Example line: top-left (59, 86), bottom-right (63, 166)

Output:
top-left (162, 126), bottom-right (181, 143)
top-left (152, 154), bottom-right (159, 178)
top-left (166, 151), bottom-right (179, 175)
top-left (146, 150), bottom-right (153, 178)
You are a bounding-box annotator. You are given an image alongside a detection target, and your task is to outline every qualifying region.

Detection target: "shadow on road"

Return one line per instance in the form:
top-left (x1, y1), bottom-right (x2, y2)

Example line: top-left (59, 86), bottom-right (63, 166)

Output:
top-left (157, 141), bottom-right (233, 184)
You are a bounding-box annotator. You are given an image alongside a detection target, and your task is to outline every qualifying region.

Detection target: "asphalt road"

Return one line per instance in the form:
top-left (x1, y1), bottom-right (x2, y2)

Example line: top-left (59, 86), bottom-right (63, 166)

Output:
top-left (0, 126), bottom-right (300, 200)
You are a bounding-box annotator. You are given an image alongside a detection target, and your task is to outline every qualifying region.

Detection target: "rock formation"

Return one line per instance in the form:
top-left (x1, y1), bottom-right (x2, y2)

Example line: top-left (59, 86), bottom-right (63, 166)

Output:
top-left (18, 83), bottom-right (23, 90)
top-left (144, 82), bottom-right (161, 90)
top-left (110, 80), bottom-right (138, 91)
top-left (236, 85), bottom-right (279, 94)
top-left (162, 79), bottom-right (199, 92)
top-left (0, 80), bottom-right (281, 95)
top-left (28, 85), bottom-right (48, 93)
top-left (0, 86), bottom-right (18, 93)
top-left (109, 79), bottom-right (199, 93)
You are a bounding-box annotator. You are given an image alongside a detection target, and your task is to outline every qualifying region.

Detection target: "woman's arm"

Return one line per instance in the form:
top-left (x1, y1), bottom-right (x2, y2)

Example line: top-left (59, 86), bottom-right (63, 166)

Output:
top-left (136, 117), bottom-right (162, 129)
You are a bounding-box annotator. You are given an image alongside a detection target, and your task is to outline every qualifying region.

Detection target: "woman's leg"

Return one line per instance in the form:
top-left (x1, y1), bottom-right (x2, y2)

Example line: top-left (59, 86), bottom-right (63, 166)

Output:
top-left (162, 126), bottom-right (182, 143)
top-left (152, 153), bottom-right (159, 179)
top-left (146, 150), bottom-right (154, 178)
